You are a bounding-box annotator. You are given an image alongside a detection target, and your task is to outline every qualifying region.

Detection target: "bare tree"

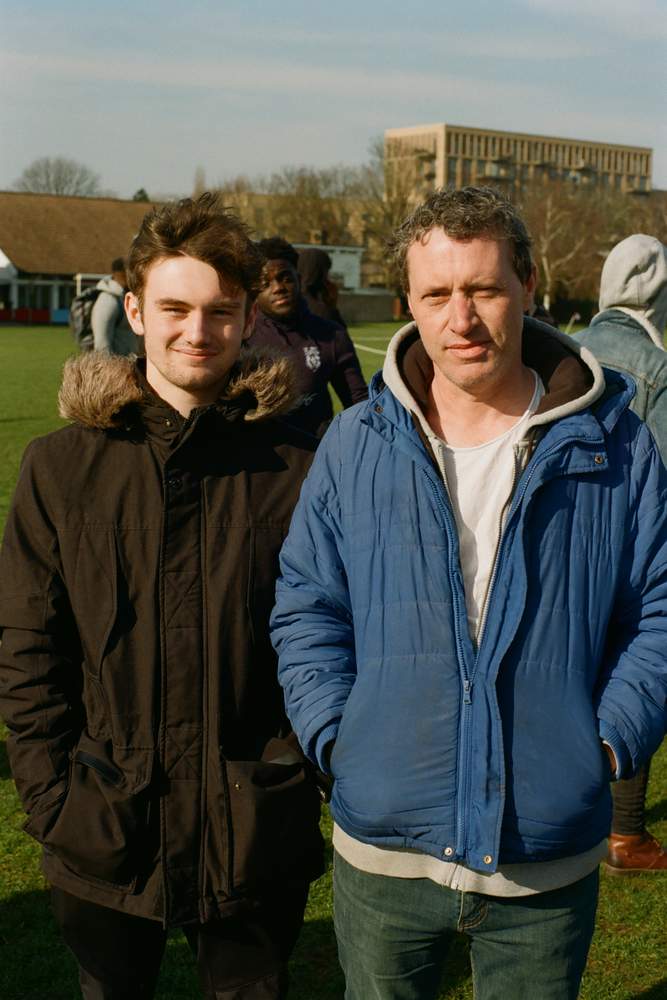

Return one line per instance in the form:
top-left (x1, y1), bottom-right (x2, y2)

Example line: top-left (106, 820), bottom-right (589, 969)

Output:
top-left (216, 166), bottom-right (365, 246)
top-left (193, 166), bottom-right (207, 197)
top-left (14, 156), bottom-right (103, 197)
top-left (355, 136), bottom-right (419, 289)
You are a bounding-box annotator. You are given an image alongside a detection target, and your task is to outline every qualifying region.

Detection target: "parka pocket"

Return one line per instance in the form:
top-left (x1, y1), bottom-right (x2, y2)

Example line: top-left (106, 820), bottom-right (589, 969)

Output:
top-left (44, 733), bottom-right (153, 890)
top-left (223, 741), bottom-right (323, 893)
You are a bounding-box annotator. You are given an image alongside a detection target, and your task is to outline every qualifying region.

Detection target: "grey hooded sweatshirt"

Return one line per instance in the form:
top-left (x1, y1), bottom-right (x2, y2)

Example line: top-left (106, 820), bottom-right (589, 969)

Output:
top-left (91, 276), bottom-right (139, 356)
top-left (575, 234), bottom-right (667, 457)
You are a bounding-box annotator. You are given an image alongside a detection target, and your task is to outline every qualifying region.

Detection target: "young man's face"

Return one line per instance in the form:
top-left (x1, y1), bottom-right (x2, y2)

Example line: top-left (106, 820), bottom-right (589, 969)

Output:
top-left (406, 230), bottom-right (536, 397)
top-left (256, 258), bottom-right (300, 320)
top-left (126, 255), bottom-right (251, 415)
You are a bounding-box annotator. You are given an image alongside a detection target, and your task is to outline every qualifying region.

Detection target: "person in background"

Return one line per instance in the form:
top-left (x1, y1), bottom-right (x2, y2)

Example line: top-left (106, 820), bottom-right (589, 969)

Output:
top-left (250, 237), bottom-right (367, 437)
top-left (272, 187), bottom-right (667, 1000)
top-left (92, 257), bottom-right (140, 355)
top-left (0, 195), bottom-right (323, 1000)
top-left (575, 233), bottom-right (667, 875)
top-left (297, 247), bottom-right (347, 328)
top-left (524, 265), bottom-right (559, 328)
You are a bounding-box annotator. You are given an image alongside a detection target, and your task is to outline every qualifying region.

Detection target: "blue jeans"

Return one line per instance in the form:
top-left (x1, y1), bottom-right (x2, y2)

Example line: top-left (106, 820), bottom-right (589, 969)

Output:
top-left (333, 852), bottom-right (599, 1000)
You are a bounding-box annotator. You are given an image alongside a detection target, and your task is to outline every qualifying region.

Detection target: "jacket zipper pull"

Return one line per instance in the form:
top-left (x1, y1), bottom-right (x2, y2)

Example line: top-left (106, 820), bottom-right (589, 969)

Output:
top-left (463, 679), bottom-right (472, 705)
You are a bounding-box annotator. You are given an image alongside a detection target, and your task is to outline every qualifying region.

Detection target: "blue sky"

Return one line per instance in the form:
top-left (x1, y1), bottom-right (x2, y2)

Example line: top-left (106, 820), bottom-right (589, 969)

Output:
top-left (1, 0), bottom-right (665, 197)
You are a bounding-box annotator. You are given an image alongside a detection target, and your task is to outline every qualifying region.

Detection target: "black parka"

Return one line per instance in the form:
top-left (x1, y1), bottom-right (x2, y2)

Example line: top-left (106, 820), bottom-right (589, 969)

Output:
top-left (0, 350), bottom-right (323, 926)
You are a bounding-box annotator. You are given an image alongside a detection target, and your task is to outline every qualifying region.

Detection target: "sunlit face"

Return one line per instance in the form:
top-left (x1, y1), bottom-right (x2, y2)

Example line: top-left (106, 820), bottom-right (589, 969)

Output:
top-left (406, 230), bottom-right (536, 397)
top-left (256, 258), bottom-right (300, 320)
top-left (126, 255), bottom-right (251, 414)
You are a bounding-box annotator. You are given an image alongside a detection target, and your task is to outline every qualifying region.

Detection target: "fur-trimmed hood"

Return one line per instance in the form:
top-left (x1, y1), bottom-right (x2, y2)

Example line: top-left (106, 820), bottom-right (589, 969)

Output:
top-left (58, 347), bottom-right (302, 430)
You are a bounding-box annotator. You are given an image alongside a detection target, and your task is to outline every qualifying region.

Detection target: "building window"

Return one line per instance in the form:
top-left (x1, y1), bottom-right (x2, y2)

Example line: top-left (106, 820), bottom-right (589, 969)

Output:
top-left (448, 157), bottom-right (458, 184)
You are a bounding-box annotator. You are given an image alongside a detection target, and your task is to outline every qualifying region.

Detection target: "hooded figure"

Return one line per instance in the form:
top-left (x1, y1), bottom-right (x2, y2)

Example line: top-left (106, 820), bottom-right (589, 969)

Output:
top-left (576, 234), bottom-right (667, 455)
top-left (575, 233), bottom-right (667, 875)
top-left (296, 247), bottom-right (347, 328)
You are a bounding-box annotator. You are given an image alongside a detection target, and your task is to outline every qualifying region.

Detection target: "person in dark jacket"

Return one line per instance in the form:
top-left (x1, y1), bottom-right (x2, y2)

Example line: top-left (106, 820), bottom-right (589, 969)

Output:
top-left (296, 247), bottom-right (347, 328)
top-left (0, 194), bottom-right (323, 1000)
top-left (249, 237), bottom-right (367, 437)
top-left (575, 233), bottom-right (667, 875)
top-left (271, 188), bottom-right (667, 1000)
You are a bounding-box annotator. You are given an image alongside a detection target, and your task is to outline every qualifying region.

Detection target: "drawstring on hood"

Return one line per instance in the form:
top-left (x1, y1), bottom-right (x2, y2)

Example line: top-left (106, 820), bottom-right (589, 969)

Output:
top-left (596, 234), bottom-right (667, 352)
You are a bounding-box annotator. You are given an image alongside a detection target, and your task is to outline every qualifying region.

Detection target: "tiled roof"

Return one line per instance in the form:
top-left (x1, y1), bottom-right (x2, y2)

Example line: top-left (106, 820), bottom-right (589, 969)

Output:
top-left (0, 191), bottom-right (160, 276)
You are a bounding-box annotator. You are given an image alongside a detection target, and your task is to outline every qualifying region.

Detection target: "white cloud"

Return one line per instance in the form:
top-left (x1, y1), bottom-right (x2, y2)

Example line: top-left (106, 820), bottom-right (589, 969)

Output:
top-left (517, 0), bottom-right (667, 40)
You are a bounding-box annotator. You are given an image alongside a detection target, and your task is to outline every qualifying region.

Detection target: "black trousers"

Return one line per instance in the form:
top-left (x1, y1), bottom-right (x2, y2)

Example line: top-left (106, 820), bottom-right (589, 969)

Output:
top-left (51, 884), bottom-right (310, 1000)
top-left (611, 762), bottom-right (650, 836)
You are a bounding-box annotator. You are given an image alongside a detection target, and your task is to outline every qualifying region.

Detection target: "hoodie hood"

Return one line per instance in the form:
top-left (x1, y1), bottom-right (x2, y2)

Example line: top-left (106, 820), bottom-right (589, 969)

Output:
top-left (58, 347), bottom-right (302, 430)
top-left (597, 234), bottom-right (667, 351)
top-left (297, 248), bottom-right (332, 294)
top-left (95, 276), bottom-right (126, 298)
top-left (382, 316), bottom-right (606, 433)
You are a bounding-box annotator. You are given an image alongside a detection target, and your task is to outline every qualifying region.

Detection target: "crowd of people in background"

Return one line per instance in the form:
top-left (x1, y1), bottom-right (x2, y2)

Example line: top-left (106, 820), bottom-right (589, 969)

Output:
top-left (0, 187), bottom-right (665, 1000)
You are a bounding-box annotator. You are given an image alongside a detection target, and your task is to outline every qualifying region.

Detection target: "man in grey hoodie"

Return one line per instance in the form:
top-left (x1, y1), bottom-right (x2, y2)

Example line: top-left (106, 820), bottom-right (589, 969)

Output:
top-left (92, 257), bottom-right (140, 355)
top-left (575, 233), bottom-right (667, 874)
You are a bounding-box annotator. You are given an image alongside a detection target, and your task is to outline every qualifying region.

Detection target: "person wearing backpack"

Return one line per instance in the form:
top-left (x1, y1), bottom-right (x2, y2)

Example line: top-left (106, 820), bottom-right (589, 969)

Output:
top-left (91, 257), bottom-right (140, 355)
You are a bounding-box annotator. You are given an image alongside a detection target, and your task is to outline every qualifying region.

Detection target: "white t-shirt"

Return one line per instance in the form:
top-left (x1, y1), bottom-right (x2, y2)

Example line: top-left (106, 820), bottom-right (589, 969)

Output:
top-left (436, 369), bottom-right (543, 644)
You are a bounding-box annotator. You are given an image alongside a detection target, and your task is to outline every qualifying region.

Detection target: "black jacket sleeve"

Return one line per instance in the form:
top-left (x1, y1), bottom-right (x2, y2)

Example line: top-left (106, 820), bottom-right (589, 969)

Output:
top-left (0, 442), bottom-right (82, 834)
top-left (329, 327), bottom-right (368, 409)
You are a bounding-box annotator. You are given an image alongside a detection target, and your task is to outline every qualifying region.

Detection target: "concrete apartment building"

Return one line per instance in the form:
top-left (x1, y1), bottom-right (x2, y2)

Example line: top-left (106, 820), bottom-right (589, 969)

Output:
top-left (384, 123), bottom-right (653, 200)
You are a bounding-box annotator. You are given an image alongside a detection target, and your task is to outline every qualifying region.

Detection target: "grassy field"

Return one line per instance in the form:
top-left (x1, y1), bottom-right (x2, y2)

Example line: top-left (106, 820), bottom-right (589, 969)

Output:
top-left (0, 324), bottom-right (665, 1000)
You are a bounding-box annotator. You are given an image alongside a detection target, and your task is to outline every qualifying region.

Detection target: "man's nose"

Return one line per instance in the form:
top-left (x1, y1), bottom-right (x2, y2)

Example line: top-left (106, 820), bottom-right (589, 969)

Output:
top-left (448, 294), bottom-right (476, 335)
top-left (185, 310), bottom-right (209, 343)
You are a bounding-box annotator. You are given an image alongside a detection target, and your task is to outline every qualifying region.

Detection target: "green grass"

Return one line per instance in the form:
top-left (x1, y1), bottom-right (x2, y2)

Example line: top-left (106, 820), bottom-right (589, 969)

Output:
top-left (0, 324), bottom-right (665, 999)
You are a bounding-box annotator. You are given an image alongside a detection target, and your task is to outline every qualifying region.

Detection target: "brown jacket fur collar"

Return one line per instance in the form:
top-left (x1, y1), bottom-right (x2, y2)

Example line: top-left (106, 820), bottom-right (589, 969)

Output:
top-left (58, 347), bottom-right (301, 430)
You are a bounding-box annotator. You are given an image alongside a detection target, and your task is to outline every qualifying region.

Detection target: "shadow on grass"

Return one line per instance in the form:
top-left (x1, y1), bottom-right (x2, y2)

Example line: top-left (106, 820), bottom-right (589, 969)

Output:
top-left (0, 741), bottom-right (11, 780)
top-left (644, 796), bottom-right (667, 825)
top-left (0, 889), bottom-right (80, 1000)
top-left (630, 980), bottom-right (667, 1000)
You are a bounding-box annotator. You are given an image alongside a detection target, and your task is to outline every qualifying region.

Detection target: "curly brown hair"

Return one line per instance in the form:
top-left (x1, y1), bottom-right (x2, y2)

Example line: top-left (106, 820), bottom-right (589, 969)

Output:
top-left (127, 192), bottom-right (262, 310)
top-left (388, 186), bottom-right (533, 292)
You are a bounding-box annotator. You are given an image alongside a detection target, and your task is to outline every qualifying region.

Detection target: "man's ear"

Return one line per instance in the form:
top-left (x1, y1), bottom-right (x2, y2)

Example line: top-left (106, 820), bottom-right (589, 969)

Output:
top-left (523, 264), bottom-right (538, 311)
top-left (242, 301), bottom-right (257, 341)
top-left (125, 292), bottom-right (145, 337)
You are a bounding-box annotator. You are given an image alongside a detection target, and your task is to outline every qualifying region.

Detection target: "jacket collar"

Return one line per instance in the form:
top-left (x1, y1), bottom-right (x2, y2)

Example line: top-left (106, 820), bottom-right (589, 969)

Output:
top-left (591, 307), bottom-right (667, 353)
top-left (58, 347), bottom-right (302, 431)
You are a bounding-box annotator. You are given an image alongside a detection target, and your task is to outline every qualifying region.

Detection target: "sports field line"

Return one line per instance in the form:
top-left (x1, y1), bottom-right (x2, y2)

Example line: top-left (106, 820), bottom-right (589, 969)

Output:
top-left (353, 342), bottom-right (387, 356)
top-left (349, 334), bottom-right (393, 340)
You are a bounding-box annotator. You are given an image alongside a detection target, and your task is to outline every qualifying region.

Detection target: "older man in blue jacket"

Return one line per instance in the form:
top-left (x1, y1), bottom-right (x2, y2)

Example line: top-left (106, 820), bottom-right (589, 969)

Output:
top-left (271, 187), bottom-right (667, 1000)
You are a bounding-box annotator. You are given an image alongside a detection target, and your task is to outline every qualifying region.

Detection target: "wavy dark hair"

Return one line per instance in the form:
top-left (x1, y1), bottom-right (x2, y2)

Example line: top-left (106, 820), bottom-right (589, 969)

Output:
top-left (388, 186), bottom-right (533, 292)
top-left (128, 192), bottom-right (262, 309)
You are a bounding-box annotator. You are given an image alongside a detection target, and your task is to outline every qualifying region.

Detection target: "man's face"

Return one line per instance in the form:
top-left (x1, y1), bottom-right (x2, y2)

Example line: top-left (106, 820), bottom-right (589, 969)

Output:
top-left (256, 258), bottom-right (300, 320)
top-left (126, 255), bottom-right (251, 413)
top-left (406, 230), bottom-right (536, 396)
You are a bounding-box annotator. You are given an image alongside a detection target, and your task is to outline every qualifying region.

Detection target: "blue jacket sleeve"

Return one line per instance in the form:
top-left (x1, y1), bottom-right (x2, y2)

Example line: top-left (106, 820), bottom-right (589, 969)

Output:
top-left (271, 419), bottom-right (355, 772)
top-left (596, 422), bottom-right (667, 777)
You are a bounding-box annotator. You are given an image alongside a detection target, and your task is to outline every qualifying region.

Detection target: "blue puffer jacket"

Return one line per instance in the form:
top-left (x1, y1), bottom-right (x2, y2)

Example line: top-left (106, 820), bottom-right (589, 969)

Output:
top-left (272, 324), bottom-right (667, 873)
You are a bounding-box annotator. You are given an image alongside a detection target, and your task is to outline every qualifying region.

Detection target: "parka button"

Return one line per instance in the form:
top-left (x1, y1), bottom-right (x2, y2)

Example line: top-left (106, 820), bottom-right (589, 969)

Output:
top-left (483, 855), bottom-right (493, 865)
top-left (443, 846), bottom-right (454, 857)
top-left (167, 476), bottom-right (182, 490)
